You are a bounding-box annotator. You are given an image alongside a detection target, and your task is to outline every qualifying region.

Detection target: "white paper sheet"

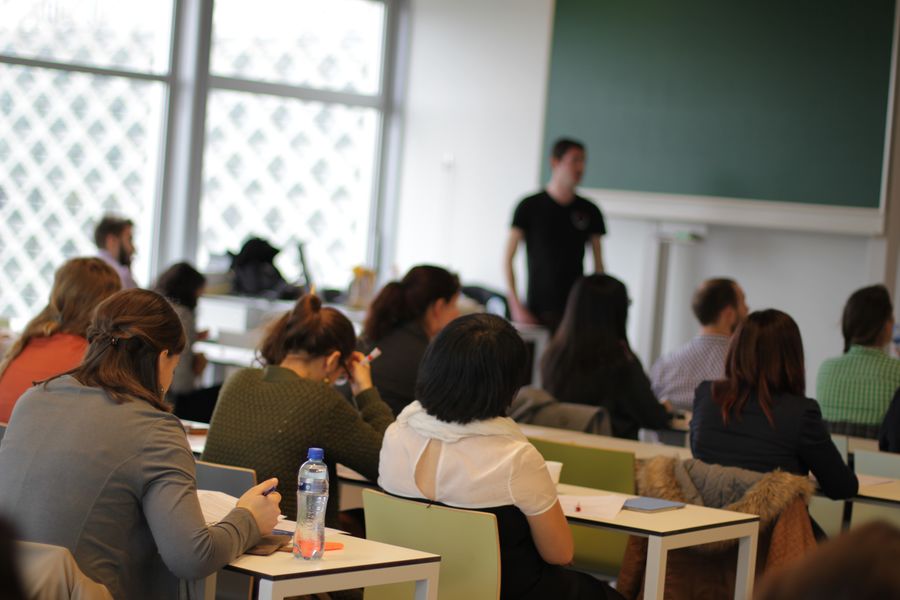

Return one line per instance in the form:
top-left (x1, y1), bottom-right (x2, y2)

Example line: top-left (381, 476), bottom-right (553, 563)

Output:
top-left (558, 494), bottom-right (627, 519)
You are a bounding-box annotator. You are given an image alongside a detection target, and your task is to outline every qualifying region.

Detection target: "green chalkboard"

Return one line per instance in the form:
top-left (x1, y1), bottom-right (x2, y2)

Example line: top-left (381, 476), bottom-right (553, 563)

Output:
top-left (543, 1), bottom-right (895, 208)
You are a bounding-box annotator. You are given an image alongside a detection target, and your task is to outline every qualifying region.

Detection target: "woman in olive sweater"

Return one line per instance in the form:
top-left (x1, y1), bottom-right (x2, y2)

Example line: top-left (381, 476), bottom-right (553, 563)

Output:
top-left (202, 294), bottom-right (393, 526)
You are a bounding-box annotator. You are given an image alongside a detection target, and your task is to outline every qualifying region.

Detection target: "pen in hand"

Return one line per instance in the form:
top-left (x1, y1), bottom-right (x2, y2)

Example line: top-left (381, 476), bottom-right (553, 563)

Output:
top-left (360, 347), bottom-right (381, 366)
top-left (262, 485), bottom-right (278, 496)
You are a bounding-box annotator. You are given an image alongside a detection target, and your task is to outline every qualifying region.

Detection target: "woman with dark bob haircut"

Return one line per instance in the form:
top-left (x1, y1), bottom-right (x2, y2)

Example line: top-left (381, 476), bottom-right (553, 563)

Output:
top-left (362, 264), bottom-right (461, 415)
top-left (816, 284), bottom-right (900, 438)
top-left (379, 314), bottom-right (623, 600)
top-left (692, 309), bottom-right (858, 502)
top-left (541, 273), bottom-right (670, 439)
top-left (0, 289), bottom-right (281, 599)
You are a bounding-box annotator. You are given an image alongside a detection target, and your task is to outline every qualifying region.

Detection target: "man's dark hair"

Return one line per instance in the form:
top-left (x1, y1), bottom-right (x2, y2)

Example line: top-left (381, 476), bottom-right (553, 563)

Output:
top-left (416, 314), bottom-right (528, 424)
top-left (551, 138), bottom-right (585, 161)
top-left (692, 278), bottom-right (739, 326)
top-left (93, 215), bottom-right (134, 249)
top-left (842, 284), bottom-right (893, 352)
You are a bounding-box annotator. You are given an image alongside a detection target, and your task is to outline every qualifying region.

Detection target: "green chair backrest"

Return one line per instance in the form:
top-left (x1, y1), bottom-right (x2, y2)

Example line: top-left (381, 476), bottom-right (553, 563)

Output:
top-left (854, 449), bottom-right (900, 477)
top-left (363, 489), bottom-right (501, 600)
top-left (528, 437), bottom-right (635, 577)
top-left (851, 450), bottom-right (900, 529)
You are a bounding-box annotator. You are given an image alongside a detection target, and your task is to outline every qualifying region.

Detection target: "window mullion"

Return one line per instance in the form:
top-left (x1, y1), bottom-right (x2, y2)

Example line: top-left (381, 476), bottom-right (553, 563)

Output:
top-left (155, 0), bottom-right (214, 275)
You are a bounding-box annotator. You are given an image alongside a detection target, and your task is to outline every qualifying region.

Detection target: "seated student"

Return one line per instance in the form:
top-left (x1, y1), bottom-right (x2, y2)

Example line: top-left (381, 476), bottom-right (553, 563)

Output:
top-left (650, 278), bottom-right (748, 412)
top-left (361, 265), bottom-right (460, 416)
top-left (692, 309), bottom-right (858, 502)
top-left (154, 262), bottom-right (219, 423)
top-left (0, 257), bottom-right (121, 422)
top-left (202, 294), bottom-right (393, 526)
top-left (816, 284), bottom-right (900, 438)
top-left (379, 314), bottom-right (622, 600)
top-left (541, 274), bottom-right (671, 439)
top-left (0, 289), bottom-right (280, 599)
top-left (878, 387), bottom-right (900, 452)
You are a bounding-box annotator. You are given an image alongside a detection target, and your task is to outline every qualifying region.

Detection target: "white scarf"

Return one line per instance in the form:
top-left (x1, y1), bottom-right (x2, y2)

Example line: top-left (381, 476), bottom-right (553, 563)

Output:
top-left (397, 400), bottom-right (527, 444)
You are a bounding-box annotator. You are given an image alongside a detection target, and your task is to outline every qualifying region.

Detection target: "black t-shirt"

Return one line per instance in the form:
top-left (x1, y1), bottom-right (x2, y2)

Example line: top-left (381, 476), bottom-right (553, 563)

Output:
top-left (512, 191), bottom-right (606, 320)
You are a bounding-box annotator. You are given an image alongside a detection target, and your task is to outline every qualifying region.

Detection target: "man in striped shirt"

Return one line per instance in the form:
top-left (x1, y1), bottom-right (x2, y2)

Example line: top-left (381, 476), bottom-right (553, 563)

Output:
top-left (650, 278), bottom-right (748, 412)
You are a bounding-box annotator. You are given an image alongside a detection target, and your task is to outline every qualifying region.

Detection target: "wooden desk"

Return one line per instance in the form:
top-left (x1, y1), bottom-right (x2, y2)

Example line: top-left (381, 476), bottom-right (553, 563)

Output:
top-left (520, 424), bottom-right (692, 460)
top-left (559, 484), bottom-right (759, 600)
top-left (215, 533), bottom-right (440, 600)
top-left (854, 480), bottom-right (900, 508)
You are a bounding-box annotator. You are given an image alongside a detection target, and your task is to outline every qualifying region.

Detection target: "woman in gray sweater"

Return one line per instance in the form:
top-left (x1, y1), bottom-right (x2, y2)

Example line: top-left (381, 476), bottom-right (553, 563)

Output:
top-left (0, 289), bottom-right (281, 599)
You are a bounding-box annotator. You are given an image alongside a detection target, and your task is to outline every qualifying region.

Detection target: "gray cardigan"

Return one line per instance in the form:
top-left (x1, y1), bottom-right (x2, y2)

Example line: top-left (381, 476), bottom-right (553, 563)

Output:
top-left (0, 376), bottom-right (261, 599)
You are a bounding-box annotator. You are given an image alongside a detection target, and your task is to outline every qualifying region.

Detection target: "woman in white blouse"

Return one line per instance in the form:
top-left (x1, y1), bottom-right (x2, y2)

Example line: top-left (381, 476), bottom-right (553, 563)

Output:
top-left (378, 314), bottom-right (622, 600)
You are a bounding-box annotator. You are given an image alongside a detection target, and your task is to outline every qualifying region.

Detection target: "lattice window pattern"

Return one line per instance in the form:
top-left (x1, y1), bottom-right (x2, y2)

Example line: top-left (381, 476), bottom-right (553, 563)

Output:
top-left (199, 89), bottom-right (378, 290)
top-left (0, 63), bottom-right (164, 327)
top-left (211, 0), bottom-right (384, 94)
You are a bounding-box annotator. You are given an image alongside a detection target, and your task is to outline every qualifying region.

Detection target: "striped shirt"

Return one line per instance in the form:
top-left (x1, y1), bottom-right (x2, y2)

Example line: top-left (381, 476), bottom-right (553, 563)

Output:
top-left (816, 345), bottom-right (900, 426)
top-left (650, 334), bottom-right (730, 411)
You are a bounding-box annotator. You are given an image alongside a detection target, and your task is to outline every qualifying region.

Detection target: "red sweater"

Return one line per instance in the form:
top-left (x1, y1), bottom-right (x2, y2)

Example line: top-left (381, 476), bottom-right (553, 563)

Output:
top-left (0, 333), bottom-right (87, 423)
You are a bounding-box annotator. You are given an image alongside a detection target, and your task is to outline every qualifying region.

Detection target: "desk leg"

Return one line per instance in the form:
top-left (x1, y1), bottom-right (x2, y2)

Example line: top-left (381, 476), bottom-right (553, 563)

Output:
top-left (733, 531), bottom-right (758, 600)
top-left (643, 535), bottom-right (667, 600)
top-left (414, 576), bottom-right (439, 600)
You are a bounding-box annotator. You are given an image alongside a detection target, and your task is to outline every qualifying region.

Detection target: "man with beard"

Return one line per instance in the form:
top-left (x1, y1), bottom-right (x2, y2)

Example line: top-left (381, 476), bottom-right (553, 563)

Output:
top-left (650, 278), bottom-right (748, 412)
top-left (94, 215), bottom-right (138, 289)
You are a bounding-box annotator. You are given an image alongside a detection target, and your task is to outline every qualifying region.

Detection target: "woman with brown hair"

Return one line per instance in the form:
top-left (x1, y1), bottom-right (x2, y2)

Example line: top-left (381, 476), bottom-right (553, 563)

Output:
top-left (361, 265), bottom-right (460, 415)
top-left (0, 257), bottom-right (121, 422)
top-left (0, 289), bottom-right (281, 599)
top-left (691, 309), bottom-right (857, 500)
top-left (202, 294), bottom-right (393, 526)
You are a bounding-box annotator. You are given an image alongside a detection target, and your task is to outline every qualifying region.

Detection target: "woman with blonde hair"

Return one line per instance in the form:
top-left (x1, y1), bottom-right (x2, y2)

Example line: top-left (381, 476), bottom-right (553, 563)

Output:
top-left (0, 257), bottom-right (121, 422)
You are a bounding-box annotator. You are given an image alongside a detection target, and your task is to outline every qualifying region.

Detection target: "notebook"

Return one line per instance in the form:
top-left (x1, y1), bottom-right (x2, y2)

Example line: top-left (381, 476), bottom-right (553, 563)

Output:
top-left (623, 497), bottom-right (686, 513)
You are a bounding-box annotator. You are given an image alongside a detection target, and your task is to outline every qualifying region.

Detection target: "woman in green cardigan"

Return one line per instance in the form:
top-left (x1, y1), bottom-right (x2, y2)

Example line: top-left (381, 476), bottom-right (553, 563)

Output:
top-left (202, 294), bottom-right (393, 526)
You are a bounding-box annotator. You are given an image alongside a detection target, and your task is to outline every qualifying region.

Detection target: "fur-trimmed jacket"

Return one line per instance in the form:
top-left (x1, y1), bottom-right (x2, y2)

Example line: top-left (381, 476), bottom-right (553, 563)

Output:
top-left (617, 457), bottom-right (817, 599)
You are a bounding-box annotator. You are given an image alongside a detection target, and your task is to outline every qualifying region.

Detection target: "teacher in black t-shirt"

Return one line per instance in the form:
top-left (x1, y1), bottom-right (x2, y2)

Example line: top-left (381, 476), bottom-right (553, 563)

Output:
top-left (504, 138), bottom-right (606, 331)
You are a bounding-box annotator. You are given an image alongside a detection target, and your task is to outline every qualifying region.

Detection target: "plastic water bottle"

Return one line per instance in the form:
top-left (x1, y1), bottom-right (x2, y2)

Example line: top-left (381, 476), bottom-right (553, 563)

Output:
top-left (293, 447), bottom-right (329, 560)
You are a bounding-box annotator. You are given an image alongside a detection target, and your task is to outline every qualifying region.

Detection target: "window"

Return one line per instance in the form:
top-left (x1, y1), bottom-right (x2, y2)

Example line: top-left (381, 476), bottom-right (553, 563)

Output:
top-left (200, 0), bottom-right (387, 288)
top-left (0, 0), bottom-right (172, 327)
top-left (0, 0), bottom-right (395, 328)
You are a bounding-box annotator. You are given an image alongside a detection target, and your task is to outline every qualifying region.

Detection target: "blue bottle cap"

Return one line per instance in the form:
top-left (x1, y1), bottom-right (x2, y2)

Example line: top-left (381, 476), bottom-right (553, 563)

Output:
top-left (308, 447), bottom-right (324, 461)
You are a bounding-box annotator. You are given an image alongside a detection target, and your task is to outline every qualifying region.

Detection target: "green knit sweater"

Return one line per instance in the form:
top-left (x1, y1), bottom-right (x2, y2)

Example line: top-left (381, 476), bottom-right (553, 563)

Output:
top-left (201, 365), bottom-right (394, 526)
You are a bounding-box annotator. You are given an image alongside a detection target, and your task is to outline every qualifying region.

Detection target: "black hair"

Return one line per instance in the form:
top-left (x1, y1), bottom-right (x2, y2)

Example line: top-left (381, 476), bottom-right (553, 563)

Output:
top-left (541, 274), bottom-right (632, 400)
top-left (154, 262), bottom-right (207, 310)
top-left (842, 284), bottom-right (893, 352)
top-left (692, 278), bottom-right (739, 326)
top-left (416, 313), bottom-right (528, 424)
top-left (93, 215), bottom-right (133, 249)
top-left (551, 138), bottom-right (585, 161)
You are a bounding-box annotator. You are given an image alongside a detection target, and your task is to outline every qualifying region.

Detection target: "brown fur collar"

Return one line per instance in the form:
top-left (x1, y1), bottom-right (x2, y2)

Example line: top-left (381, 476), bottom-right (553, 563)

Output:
top-left (636, 456), bottom-right (813, 549)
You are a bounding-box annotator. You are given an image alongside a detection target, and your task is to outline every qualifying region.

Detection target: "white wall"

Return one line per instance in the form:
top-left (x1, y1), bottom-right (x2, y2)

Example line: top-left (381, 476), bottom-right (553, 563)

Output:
top-left (395, 0), bottom-right (887, 396)
top-left (392, 0), bottom-right (555, 285)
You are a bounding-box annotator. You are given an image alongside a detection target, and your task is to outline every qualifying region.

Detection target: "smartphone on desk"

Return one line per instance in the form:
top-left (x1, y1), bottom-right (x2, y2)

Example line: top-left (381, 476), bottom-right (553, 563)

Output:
top-left (623, 497), bottom-right (685, 513)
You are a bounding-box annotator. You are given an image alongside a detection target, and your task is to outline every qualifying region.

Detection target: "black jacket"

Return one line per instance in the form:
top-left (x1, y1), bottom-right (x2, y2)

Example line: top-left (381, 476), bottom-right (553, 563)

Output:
top-left (691, 381), bottom-right (858, 500)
